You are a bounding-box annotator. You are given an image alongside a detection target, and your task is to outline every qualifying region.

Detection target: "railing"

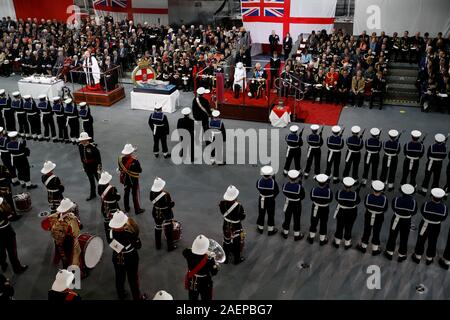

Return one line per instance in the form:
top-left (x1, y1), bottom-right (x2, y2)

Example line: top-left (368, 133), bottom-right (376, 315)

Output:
top-left (274, 76), bottom-right (305, 121)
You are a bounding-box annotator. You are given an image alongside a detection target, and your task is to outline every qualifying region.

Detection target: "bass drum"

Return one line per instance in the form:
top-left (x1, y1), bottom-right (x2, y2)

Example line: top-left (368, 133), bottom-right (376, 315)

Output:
top-left (78, 233), bottom-right (104, 269)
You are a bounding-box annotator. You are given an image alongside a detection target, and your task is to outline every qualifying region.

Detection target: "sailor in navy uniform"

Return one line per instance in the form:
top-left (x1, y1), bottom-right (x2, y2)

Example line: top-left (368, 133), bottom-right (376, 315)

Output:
top-left (176, 107), bottom-right (195, 163)
top-left (64, 98), bottom-right (79, 145)
top-left (0, 128), bottom-right (19, 186)
top-left (343, 126), bottom-right (364, 182)
top-left (52, 96), bottom-right (68, 143)
top-left (219, 185), bottom-right (246, 264)
top-left (98, 171), bottom-right (120, 243)
top-left (149, 177), bottom-right (176, 251)
top-left (361, 128), bottom-right (382, 186)
top-left (419, 133), bottom-right (447, 196)
top-left (283, 125), bottom-right (302, 176)
top-left (11, 92), bottom-right (29, 139)
top-left (333, 177), bottom-right (360, 249)
top-left (281, 170), bottom-right (305, 240)
top-left (384, 184), bottom-right (417, 262)
top-left (357, 180), bottom-right (388, 255)
top-left (304, 124), bottom-right (323, 179)
top-left (412, 188), bottom-right (448, 265)
top-left (379, 129), bottom-right (401, 191)
top-left (37, 94), bottom-right (56, 141)
top-left (325, 125), bottom-right (344, 183)
top-left (439, 227), bottom-right (450, 270)
top-left (400, 130), bottom-right (424, 187)
top-left (148, 105), bottom-right (170, 158)
top-left (0, 89), bottom-right (10, 130)
top-left (78, 102), bottom-right (94, 140)
top-left (207, 110), bottom-right (226, 165)
top-left (307, 174), bottom-right (333, 245)
top-left (6, 131), bottom-right (37, 189)
top-left (256, 166), bottom-right (279, 235)
top-left (40, 161), bottom-right (64, 213)
top-left (192, 87), bottom-right (212, 133)
top-left (23, 95), bottom-right (41, 141)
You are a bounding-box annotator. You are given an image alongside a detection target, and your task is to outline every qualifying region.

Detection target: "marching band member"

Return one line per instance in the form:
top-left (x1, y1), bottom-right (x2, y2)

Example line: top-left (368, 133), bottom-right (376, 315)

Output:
top-left (308, 174), bottom-right (332, 245)
top-left (248, 63), bottom-right (267, 99)
top-left (282, 170), bottom-right (305, 241)
top-left (283, 125), bottom-right (303, 176)
top-left (419, 133), bottom-right (447, 196)
top-left (48, 269), bottom-right (81, 301)
top-left (379, 129), bottom-right (401, 191)
top-left (37, 95), bottom-right (56, 141)
top-left (41, 161), bottom-right (64, 213)
top-left (148, 105), bottom-right (170, 158)
top-left (153, 290), bottom-right (173, 300)
top-left (23, 95), bottom-right (41, 141)
top-left (78, 102), bottom-right (94, 141)
top-left (0, 164), bottom-right (21, 220)
top-left (98, 171), bottom-right (120, 243)
top-left (256, 166), bottom-right (279, 235)
top-left (64, 98), bottom-right (80, 145)
top-left (78, 132), bottom-right (102, 201)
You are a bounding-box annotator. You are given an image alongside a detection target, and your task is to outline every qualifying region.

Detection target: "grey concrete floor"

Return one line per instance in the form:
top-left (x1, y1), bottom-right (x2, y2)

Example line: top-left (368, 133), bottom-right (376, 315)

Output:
top-left (0, 75), bottom-right (449, 300)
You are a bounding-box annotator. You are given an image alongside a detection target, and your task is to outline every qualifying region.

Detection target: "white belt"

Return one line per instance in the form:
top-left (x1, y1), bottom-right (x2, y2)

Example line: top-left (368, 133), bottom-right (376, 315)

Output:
top-left (224, 216), bottom-right (240, 224)
top-left (307, 145), bottom-right (320, 159)
top-left (366, 150), bottom-right (378, 164)
top-left (67, 116), bottom-right (78, 119)
top-left (104, 200), bottom-right (117, 204)
top-left (27, 112), bottom-right (37, 116)
top-left (41, 111), bottom-right (51, 115)
top-left (333, 204), bottom-right (356, 219)
top-left (286, 145), bottom-right (299, 157)
top-left (419, 218), bottom-right (440, 236)
top-left (10, 153), bottom-right (24, 166)
top-left (384, 152), bottom-right (397, 168)
top-left (16, 111), bottom-right (25, 114)
top-left (283, 197), bottom-right (300, 212)
top-left (0, 150), bottom-right (8, 153)
top-left (47, 189), bottom-right (59, 192)
top-left (81, 118), bottom-right (90, 122)
top-left (56, 114), bottom-right (65, 117)
top-left (327, 149), bottom-right (341, 163)
top-left (427, 157), bottom-right (443, 171)
top-left (392, 213), bottom-right (411, 230)
top-left (259, 194), bottom-right (274, 209)
top-left (367, 209), bottom-right (383, 226)
top-left (346, 149), bottom-right (359, 163)
top-left (406, 155), bottom-right (419, 171)
top-left (0, 222), bottom-right (10, 229)
top-left (313, 202), bottom-right (329, 217)
top-left (153, 123), bottom-right (163, 135)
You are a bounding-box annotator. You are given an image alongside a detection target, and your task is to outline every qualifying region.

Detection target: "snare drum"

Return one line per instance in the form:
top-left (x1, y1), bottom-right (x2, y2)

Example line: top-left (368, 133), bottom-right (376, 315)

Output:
top-left (78, 233), bottom-right (104, 269)
top-left (164, 220), bottom-right (182, 242)
top-left (13, 192), bottom-right (32, 212)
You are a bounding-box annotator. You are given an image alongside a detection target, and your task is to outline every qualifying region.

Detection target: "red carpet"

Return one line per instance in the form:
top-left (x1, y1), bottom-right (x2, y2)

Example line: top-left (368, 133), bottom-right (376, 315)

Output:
top-left (289, 98), bottom-right (344, 126)
top-left (205, 90), bottom-right (277, 108)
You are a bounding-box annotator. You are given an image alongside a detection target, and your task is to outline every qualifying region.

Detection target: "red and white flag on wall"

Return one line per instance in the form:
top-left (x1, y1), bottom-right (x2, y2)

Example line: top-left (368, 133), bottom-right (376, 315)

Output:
top-left (241, 0), bottom-right (337, 44)
top-left (93, 0), bottom-right (169, 25)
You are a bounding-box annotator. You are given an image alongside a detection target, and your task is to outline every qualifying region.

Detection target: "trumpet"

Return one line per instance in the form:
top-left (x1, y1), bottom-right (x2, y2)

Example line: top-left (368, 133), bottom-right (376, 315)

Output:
top-left (207, 238), bottom-right (226, 264)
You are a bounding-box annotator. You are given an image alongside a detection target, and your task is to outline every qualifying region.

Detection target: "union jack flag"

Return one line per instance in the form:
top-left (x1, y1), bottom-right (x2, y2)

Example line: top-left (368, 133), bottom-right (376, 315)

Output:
top-left (93, 0), bottom-right (128, 8)
top-left (241, 0), bottom-right (285, 18)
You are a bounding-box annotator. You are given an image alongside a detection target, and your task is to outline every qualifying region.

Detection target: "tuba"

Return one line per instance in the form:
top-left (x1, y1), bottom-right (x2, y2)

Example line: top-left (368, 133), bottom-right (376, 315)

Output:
top-left (207, 238), bottom-right (226, 263)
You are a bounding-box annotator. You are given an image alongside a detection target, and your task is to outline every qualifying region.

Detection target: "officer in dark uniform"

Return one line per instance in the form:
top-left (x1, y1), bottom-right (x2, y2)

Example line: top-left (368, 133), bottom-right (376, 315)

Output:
top-left (177, 107), bottom-right (195, 163)
top-left (207, 110), bottom-right (226, 165)
top-left (48, 269), bottom-right (81, 301)
top-left (0, 164), bottom-right (21, 220)
top-left (23, 95), bottom-right (41, 141)
top-left (37, 94), bottom-right (56, 141)
top-left (183, 235), bottom-right (219, 300)
top-left (78, 132), bottom-right (102, 201)
top-left (343, 126), bottom-right (364, 182)
top-left (192, 87), bottom-right (212, 133)
top-left (0, 90), bottom-right (15, 131)
top-left (400, 130), bottom-right (425, 186)
top-left (379, 129), bottom-right (401, 191)
top-left (307, 174), bottom-right (333, 245)
top-left (0, 128), bottom-right (19, 186)
top-left (419, 133), bottom-right (447, 196)
top-left (98, 171), bottom-right (120, 243)
top-left (357, 180), bottom-right (388, 255)
top-left (281, 170), bottom-right (305, 241)
top-left (148, 105), bottom-right (170, 158)
top-left (52, 96), bottom-right (68, 143)
top-left (384, 184), bottom-right (417, 262)
top-left (78, 102), bottom-right (94, 140)
top-left (64, 98), bottom-right (79, 145)
top-left (439, 228), bottom-right (450, 270)
top-left (412, 188), bottom-right (448, 265)
top-left (219, 185), bottom-right (246, 264)
top-left (40, 161), bottom-right (64, 213)
top-left (283, 125), bottom-right (303, 176)
top-left (0, 89), bottom-right (8, 129)
top-left (256, 165), bottom-right (279, 235)
top-left (6, 131), bottom-right (37, 189)
top-left (118, 144), bottom-right (145, 215)
top-left (325, 125), bottom-right (344, 183)
top-left (361, 128), bottom-right (382, 186)
top-left (109, 211), bottom-right (147, 300)
top-left (150, 177), bottom-right (176, 251)
top-left (0, 197), bottom-right (28, 273)
top-left (11, 92), bottom-right (29, 139)
top-left (304, 124), bottom-right (323, 179)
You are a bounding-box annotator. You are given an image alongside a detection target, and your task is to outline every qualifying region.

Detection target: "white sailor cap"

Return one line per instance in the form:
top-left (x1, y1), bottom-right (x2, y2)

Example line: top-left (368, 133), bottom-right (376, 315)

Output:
top-left (310, 124), bottom-right (320, 131)
top-left (400, 184), bottom-right (415, 195)
top-left (0, 89), bottom-right (5, 95)
top-left (351, 126), bottom-right (361, 134)
top-left (12, 91), bottom-right (20, 97)
top-left (38, 94), bottom-right (47, 100)
top-left (260, 165), bottom-right (274, 176)
top-left (315, 174), bottom-right (329, 183)
top-left (52, 96), bottom-right (61, 102)
top-left (343, 177), bottom-right (355, 187)
top-left (435, 133), bottom-right (446, 143)
top-left (79, 102), bottom-right (87, 107)
top-left (7, 131), bottom-right (18, 138)
top-left (197, 87), bottom-right (206, 95)
top-left (371, 180), bottom-right (385, 191)
top-left (388, 129), bottom-right (399, 138)
top-left (212, 110), bottom-right (220, 117)
top-left (64, 98), bottom-right (72, 104)
top-left (289, 125), bottom-right (299, 133)
top-left (370, 128), bottom-right (380, 136)
top-left (331, 125), bottom-right (341, 134)
top-left (23, 94), bottom-right (32, 99)
top-left (181, 107), bottom-right (191, 115)
top-left (288, 170), bottom-right (300, 179)
top-left (411, 130), bottom-right (421, 138)
top-left (431, 188), bottom-right (445, 199)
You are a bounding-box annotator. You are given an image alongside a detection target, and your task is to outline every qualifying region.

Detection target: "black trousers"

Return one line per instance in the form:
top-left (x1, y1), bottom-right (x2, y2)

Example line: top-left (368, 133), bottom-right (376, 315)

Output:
top-left (305, 148), bottom-right (321, 175)
top-left (313, 88), bottom-right (324, 102)
top-left (334, 209), bottom-right (357, 241)
top-left (1, 152), bottom-right (17, 179)
top-left (4, 110), bottom-right (16, 131)
top-left (414, 220), bottom-right (441, 259)
top-left (337, 90), bottom-right (349, 105)
top-left (421, 160), bottom-right (443, 190)
top-left (385, 216), bottom-right (411, 256)
top-left (370, 91), bottom-right (384, 108)
top-left (443, 229), bottom-right (450, 261)
top-left (124, 183), bottom-right (142, 213)
top-left (223, 230), bottom-right (242, 262)
top-left (343, 151), bottom-right (361, 180)
top-left (309, 206), bottom-right (329, 236)
top-left (379, 154), bottom-right (398, 184)
top-left (67, 118), bottom-right (80, 139)
top-left (153, 134), bottom-right (169, 154)
top-left (257, 198), bottom-right (275, 228)
top-left (27, 113), bottom-right (41, 136)
top-left (325, 150), bottom-right (341, 178)
top-left (400, 158), bottom-right (420, 185)
top-left (81, 120), bottom-right (94, 140)
top-left (85, 170), bottom-right (98, 198)
top-left (12, 157), bottom-right (30, 182)
top-left (113, 251), bottom-right (141, 300)
top-left (361, 212), bottom-right (384, 246)
top-left (282, 202), bottom-right (301, 232)
top-left (362, 152), bottom-right (380, 181)
top-left (0, 226), bottom-right (23, 272)
top-left (154, 218), bottom-right (174, 250)
top-left (16, 112), bottom-right (29, 135)
top-left (283, 148), bottom-right (301, 172)
top-left (42, 113), bottom-right (56, 138)
top-left (350, 92), bottom-right (364, 107)
top-left (188, 277), bottom-right (213, 301)
top-left (56, 116), bottom-right (68, 140)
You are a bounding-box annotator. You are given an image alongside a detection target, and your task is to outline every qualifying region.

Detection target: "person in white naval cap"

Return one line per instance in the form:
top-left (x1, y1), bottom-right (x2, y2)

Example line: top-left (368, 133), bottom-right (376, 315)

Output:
top-left (412, 188), bottom-right (448, 265)
top-left (148, 104), bottom-right (171, 159)
top-left (36, 94), bottom-right (56, 141)
top-left (192, 87), bottom-right (212, 132)
top-left (11, 92), bottom-right (30, 139)
top-left (400, 130), bottom-right (425, 187)
top-left (6, 131), bottom-right (37, 189)
top-left (176, 107), bottom-right (195, 162)
top-left (384, 184), bottom-right (417, 262)
top-left (256, 166), bottom-right (280, 235)
top-left (342, 126), bottom-right (364, 183)
top-left (0, 89), bottom-right (16, 131)
top-left (23, 94), bottom-right (42, 141)
top-left (332, 177), bottom-right (361, 249)
top-left (418, 133), bottom-right (448, 196)
top-left (379, 129), bottom-right (402, 191)
top-left (64, 98), bottom-right (79, 144)
top-left (361, 128), bottom-right (382, 186)
top-left (153, 290), bottom-right (173, 300)
top-left (207, 110), bottom-right (226, 165)
top-left (325, 125), bottom-right (345, 183)
top-left (283, 125), bottom-right (303, 176)
top-left (78, 102), bottom-right (94, 140)
top-left (308, 174), bottom-right (333, 245)
top-left (281, 170), bottom-right (306, 241)
top-left (98, 171), bottom-right (121, 242)
top-left (303, 124), bottom-right (323, 179)
top-left (52, 96), bottom-right (69, 143)
top-left (357, 180), bottom-right (388, 255)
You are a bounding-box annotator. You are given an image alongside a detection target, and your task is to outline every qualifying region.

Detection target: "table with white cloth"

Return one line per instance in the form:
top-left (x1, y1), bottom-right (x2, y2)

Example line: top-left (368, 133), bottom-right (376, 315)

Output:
top-left (130, 90), bottom-right (180, 113)
top-left (18, 76), bottom-right (65, 99)
top-left (269, 105), bottom-right (291, 128)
